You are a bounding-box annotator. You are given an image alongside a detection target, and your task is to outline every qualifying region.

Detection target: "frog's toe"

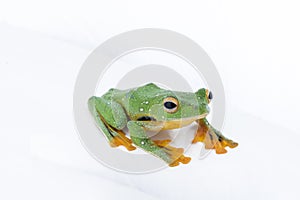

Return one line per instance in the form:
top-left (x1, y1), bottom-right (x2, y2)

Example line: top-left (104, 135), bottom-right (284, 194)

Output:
top-left (202, 136), bottom-right (226, 154)
top-left (160, 145), bottom-right (191, 167)
top-left (169, 155), bottom-right (192, 167)
top-left (153, 140), bottom-right (191, 166)
top-left (109, 132), bottom-right (136, 151)
top-left (153, 139), bottom-right (172, 147)
top-left (220, 138), bottom-right (239, 149)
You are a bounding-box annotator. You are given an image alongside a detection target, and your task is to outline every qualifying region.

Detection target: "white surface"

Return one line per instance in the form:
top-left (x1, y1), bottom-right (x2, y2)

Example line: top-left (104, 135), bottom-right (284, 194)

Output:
top-left (1, 0), bottom-right (300, 133)
top-left (95, 50), bottom-right (207, 96)
top-left (1, 1), bottom-right (300, 199)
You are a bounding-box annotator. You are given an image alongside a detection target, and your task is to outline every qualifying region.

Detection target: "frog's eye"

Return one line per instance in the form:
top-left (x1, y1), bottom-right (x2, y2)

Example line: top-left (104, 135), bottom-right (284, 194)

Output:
top-left (163, 97), bottom-right (179, 113)
top-left (206, 90), bottom-right (213, 103)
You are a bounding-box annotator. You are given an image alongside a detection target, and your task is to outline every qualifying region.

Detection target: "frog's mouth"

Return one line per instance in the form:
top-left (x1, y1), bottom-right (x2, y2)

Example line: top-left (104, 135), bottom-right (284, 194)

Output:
top-left (137, 113), bottom-right (208, 130)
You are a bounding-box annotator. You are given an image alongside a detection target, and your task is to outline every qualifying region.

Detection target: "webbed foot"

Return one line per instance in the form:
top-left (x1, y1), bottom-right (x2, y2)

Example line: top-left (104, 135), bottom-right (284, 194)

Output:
top-left (154, 140), bottom-right (191, 167)
top-left (153, 139), bottom-right (172, 147)
top-left (192, 119), bottom-right (238, 154)
top-left (169, 154), bottom-right (191, 167)
top-left (109, 130), bottom-right (136, 151)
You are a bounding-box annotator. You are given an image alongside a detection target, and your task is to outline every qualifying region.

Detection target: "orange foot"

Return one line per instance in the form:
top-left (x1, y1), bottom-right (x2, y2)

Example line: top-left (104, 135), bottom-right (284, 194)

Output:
top-left (154, 140), bottom-right (191, 167)
top-left (109, 130), bottom-right (136, 151)
top-left (153, 139), bottom-right (172, 147)
top-left (192, 120), bottom-right (238, 154)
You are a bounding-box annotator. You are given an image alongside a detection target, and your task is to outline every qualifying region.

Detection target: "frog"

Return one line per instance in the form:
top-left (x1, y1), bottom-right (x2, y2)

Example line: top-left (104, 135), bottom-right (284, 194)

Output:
top-left (88, 83), bottom-right (238, 167)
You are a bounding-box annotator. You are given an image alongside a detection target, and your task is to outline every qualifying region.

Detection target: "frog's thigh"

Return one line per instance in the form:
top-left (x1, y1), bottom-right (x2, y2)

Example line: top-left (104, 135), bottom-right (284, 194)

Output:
top-left (90, 96), bottom-right (127, 130)
top-left (127, 121), bottom-right (191, 166)
top-left (88, 97), bottom-right (136, 151)
top-left (88, 97), bottom-right (114, 140)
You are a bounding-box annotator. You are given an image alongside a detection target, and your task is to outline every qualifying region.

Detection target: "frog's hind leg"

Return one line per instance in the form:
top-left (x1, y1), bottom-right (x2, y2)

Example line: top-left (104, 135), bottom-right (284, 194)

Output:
top-left (88, 96), bottom-right (136, 151)
top-left (192, 118), bottom-right (238, 154)
top-left (128, 121), bottom-right (191, 167)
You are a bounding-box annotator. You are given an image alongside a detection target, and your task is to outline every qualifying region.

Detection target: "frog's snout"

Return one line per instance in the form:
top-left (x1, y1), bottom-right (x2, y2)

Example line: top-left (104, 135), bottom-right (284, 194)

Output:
top-left (204, 104), bottom-right (210, 115)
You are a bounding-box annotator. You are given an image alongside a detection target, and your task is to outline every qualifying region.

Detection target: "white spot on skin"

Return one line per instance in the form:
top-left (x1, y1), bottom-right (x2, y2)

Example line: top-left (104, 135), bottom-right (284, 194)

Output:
top-left (141, 141), bottom-right (145, 145)
top-left (141, 101), bottom-right (149, 105)
top-left (140, 108), bottom-right (144, 112)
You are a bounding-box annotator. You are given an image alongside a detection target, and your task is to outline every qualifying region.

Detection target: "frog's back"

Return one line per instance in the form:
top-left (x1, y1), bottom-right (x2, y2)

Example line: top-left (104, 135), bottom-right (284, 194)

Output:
top-left (107, 84), bottom-right (162, 114)
top-left (132, 83), bottom-right (163, 96)
top-left (102, 83), bottom-right (162, 99)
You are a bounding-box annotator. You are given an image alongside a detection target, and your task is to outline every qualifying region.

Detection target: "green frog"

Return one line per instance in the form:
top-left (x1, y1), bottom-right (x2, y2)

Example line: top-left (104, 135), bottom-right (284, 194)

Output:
top-left (88, 83), bottom-right (238, 167)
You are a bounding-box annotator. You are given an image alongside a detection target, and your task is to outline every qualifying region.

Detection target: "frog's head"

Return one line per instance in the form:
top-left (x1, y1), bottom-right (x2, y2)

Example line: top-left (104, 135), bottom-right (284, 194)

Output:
top-left (144, 88), bottom-right (212, 124)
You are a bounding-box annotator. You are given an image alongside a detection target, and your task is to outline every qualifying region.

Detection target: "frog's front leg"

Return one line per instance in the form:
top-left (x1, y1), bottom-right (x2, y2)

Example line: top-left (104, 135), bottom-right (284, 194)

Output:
top-left (88, 96), bottom-right (136, 151)
top-left (192, 118), bottom-right (238, 154)
top-left (127, 121), bottom-right (191, 167)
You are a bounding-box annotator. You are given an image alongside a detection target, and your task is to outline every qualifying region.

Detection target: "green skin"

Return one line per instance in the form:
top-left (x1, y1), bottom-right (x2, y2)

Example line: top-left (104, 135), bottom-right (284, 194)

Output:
top-left (88, 83), bottom-right (238, 166)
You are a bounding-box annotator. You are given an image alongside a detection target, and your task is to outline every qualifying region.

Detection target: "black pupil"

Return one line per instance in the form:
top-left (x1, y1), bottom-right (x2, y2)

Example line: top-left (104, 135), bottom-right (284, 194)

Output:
top-left (164, 101), bottom-right (177, 109)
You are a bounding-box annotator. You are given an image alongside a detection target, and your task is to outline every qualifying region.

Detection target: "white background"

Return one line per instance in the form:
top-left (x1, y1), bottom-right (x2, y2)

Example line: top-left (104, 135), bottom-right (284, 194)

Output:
top-left (1, 0), bottom-right (300, 200)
